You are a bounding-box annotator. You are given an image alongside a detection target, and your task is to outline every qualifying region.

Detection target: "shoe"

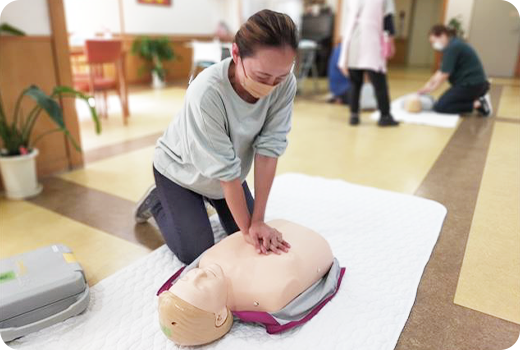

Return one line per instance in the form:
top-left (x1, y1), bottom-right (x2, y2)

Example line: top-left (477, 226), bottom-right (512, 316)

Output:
top-left (350, 114), bottom-right (360, 125)
top-left (378, 115), bottom-right (399, 127)
top-left (476, 94), bottom-right (492, 117)
top-left (134, 185), bottom-right (158, 224)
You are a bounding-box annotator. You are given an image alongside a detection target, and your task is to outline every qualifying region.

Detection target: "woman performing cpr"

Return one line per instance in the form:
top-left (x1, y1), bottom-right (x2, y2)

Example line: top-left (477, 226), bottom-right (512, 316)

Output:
top-left (134, 10), bottom-right (298, 264)
top-left (418, 25), bottom-right (491, 116)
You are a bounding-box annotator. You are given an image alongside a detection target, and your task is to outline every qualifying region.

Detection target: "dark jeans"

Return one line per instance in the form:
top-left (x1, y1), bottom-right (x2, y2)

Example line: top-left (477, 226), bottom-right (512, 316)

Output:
top-left (348, 69), bottom-right (391, 116)
top-left (152, 167), bottom-right (254, 264)
top-left (434, 82), bottom-right (489, 114)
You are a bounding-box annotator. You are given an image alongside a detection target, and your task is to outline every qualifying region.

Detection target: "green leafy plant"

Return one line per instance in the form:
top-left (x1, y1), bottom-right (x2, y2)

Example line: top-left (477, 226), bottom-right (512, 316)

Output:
top-left (131, 37), bottom-right (175, 80)
top-left (447, 16), bottom-right (465, 39)
top-left (0, 86), bottom-right (101, 157)
top-left (0, 23), bottom-right (25, 36)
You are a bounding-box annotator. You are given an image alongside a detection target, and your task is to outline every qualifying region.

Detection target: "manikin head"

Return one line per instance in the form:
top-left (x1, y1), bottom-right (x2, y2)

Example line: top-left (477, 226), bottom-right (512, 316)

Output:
top-left (158, 263), bottom-right (232, 346)
top-left (403, 94), bottom-right (435, 113)
top-left (404, 94), bottom-right (423, 113)
top-left (428, 24), bottom-right (456, 51)
top-left (231, 9), bottom-right (298, 99)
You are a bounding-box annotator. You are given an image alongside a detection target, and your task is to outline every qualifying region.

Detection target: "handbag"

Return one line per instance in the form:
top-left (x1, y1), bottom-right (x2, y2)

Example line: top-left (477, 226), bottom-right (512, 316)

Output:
top-left (382, 32), bottom-right (392, 59)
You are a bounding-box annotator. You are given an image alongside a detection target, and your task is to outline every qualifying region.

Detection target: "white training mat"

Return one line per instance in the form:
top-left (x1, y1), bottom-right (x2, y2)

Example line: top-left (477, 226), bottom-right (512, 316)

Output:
top-left (370, 95), bottom-right (460, 128)
top-left (8, 173), bottom-right (447, 350)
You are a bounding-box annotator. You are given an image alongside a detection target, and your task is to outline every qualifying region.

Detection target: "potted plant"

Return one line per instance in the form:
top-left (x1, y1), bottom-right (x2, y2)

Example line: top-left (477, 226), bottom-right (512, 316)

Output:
top-left (0, 86), bottom-right (100, 199)
top-left (132, 36), bottom-right (175, 89)
top-left (447, 16), bottom-right (465, 39)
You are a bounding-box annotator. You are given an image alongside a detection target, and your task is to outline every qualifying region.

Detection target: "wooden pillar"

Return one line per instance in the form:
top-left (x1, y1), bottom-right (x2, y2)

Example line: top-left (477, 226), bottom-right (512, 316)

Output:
top-left (47, 0), bottom-right (84, 168)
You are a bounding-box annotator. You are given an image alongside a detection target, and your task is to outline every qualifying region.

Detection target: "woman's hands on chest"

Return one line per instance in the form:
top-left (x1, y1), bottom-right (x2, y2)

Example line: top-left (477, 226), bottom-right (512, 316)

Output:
top-left (245, 221), bottom-right (291, 255)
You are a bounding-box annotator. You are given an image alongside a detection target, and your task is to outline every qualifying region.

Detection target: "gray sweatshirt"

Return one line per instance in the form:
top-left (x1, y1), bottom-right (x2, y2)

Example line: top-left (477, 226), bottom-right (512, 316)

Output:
top-left (154, 58), bottom-right (296, 199)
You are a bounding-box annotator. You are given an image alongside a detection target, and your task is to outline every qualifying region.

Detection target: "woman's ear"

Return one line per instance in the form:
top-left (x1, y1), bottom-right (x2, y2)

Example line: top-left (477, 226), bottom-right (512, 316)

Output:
top-left (215, 307), bottom-right (229, 327)
top-left (231, 43), bottom-right (240, 64)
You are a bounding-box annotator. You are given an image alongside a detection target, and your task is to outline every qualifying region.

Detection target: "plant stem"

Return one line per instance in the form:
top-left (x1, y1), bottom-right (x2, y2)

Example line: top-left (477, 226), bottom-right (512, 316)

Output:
top-left (12, 88), bottom-right (28, 129)
top-left (31, 128), bottom-right (62, 146)
top-left (0, 88), bottom-right (6, 124)
top-left (22, 107), bottom-right (43, 142)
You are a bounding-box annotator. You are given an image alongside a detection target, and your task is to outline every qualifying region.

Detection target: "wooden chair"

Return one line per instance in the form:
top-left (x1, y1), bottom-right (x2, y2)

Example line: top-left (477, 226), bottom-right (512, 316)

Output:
top-left (73, 39), bottom-right (130, 124)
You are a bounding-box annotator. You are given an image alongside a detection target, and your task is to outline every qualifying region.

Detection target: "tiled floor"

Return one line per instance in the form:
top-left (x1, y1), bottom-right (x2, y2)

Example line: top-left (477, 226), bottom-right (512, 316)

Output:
top-left (454, 121), bottom-right (520, 324)
top-left (1, 67), bottom-right (519, 349)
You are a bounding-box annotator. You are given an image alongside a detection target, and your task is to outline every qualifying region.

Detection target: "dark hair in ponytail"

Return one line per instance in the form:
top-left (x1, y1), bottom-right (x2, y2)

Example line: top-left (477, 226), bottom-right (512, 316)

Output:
top-left (429, 24), bottom-right (457, 37)
top-left (234, 9), bottom-right (299, 58)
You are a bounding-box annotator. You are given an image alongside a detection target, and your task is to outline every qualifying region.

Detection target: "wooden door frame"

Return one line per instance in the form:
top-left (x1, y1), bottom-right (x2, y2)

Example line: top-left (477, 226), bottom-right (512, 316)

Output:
top-left (433, 0), bottom-right (450, 71)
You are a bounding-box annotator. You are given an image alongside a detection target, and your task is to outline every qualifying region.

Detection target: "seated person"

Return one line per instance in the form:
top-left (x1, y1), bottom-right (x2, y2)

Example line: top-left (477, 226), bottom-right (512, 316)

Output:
top-left (157, 219), bottom-right (345, 346)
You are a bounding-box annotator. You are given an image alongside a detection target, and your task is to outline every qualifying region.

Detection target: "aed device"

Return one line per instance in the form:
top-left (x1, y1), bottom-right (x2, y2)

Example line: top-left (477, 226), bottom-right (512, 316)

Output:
top-left (0, 244), bottom-right (89, 342)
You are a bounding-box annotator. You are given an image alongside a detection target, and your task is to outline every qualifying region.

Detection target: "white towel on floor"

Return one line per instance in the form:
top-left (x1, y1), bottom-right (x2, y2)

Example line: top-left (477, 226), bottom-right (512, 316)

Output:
top-left (8, 174), bottom-right (447, 350)
top-left (371, 95), bottom-right (460, 128)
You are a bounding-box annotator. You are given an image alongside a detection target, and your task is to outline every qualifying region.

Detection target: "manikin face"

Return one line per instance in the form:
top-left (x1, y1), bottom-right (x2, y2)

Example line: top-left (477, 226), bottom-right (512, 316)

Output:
top-left (169, 263), bottom-right (228, 326)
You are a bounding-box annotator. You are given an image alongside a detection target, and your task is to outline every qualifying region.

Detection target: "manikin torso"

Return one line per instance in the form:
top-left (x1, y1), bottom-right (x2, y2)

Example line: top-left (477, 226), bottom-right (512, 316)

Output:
top-left (199, 219), bottom-right (333, 312)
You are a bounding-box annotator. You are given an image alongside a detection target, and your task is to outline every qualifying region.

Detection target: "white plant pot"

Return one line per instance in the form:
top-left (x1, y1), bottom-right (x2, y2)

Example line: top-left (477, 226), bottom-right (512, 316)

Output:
top-left (152, 71), bottom-right (165, 89)
top-left (0, 149), bottom-right (42, 200)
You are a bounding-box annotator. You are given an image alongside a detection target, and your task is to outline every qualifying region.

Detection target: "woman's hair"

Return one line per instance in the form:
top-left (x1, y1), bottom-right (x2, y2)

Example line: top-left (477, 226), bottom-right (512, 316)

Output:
top-left (234, 9), bottom-right (299, 58)
top-left (429, 24), bottom-right (457, 37)
top-left (158, 291), bottom-right (233, 346)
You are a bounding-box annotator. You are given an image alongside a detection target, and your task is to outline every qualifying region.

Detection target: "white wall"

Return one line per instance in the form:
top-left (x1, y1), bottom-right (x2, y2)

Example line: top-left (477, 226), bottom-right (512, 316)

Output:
top-left (64, 0), bottom-right (120, 36)
top-left (0, 0), bottom-right (51, 35)
top-left (64, 0), bottom-right (232, 37)
top-left (241, 0), bottom-right (303, 29)
top-left (445, 0), bottom-right (475, 38)
top-left (123, 0), bottom-right (223, 35)
top-left (222, 0), bottom-right (241, 32)
top-left (468, 0), bottom-right (520, 77)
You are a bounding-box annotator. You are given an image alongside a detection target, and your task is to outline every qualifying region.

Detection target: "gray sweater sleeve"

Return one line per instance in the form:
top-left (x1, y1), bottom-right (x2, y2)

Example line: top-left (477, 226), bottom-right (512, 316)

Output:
top-left (253, 74), bottom-right (296, 158)
top-left (186, 88), bottom-right (242, 182)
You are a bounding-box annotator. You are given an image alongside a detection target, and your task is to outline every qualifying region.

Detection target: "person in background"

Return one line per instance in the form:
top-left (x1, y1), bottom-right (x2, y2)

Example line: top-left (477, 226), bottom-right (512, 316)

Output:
top-left (328, 43), bottom-right (351, 104)
top-left (338, 0), bottom-right (399, 126)
top-left (418, 25), bottom-right (491, 116)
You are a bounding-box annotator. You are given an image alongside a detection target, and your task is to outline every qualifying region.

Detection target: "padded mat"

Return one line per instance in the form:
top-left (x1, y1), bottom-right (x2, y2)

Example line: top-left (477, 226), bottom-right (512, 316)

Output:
top-left (8, 174), bottom-right (447, 350)
top-left (370, 95), bottom-right (460, 128)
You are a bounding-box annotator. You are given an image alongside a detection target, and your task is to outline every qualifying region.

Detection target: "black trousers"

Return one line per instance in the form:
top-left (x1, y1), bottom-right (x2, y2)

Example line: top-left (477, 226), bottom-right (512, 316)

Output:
top-left (348, 69), bottom-right (391, 116)
top-left (152, 167), bottom-right (254, 264)
top-left (433, 82), bottom-right (489, 114)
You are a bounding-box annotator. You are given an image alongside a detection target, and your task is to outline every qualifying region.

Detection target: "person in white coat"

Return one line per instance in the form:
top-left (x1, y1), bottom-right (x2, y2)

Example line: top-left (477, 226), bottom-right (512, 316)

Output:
top-left (338, 0), bottom-right (399, 126)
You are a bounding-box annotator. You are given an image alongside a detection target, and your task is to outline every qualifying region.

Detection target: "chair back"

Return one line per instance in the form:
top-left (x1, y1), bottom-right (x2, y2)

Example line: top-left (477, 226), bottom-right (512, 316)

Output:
top-left (85, 39), bottom-right (123, 64)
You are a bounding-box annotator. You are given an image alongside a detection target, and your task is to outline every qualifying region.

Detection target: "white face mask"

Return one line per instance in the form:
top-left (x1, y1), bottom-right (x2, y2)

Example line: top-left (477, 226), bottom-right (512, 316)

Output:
top-left (432, 41), bottom-right (445, 51)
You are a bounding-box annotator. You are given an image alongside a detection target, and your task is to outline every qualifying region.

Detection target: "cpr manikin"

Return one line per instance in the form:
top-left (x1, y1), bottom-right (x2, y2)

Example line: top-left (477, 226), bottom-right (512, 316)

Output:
top-left (157, 219), bottom-right (345, 346)
top-left (402, 93), bottom-right (435, 113)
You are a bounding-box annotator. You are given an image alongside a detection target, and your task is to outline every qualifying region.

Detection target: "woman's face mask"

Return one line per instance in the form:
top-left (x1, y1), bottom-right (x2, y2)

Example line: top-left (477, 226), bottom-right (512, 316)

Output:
top-left (432, 41), bottom-right (445, 51)
top-left (239, 59), bottom-right (277, 99)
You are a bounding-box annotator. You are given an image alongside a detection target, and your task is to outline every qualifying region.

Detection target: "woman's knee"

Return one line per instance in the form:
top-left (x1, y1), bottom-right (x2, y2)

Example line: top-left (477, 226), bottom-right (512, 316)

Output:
top-left (173, 244), bottom-right (206, 265)
top-left (162, 225), bottom-right (214, 264)
top-left (433, 102), bottom-right (449, 114)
